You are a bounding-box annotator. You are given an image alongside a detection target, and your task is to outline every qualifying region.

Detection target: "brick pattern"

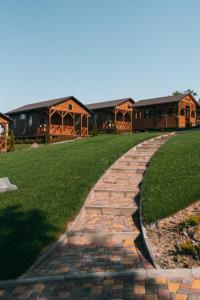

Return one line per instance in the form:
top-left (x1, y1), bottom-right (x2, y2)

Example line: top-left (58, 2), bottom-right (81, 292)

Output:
top-left (24, 134), bottom-right (173, 279)
top-left (0, 276), bottom-right (200, 299)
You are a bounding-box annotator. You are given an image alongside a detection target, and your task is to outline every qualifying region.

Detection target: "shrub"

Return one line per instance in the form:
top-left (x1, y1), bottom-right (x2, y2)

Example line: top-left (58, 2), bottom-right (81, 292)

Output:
top-left (179, 242), bottom-right (200, 258)
top-left (8, 130), bottom-right (15, 152)
top-left (92, 120), bottom-right (98, 136)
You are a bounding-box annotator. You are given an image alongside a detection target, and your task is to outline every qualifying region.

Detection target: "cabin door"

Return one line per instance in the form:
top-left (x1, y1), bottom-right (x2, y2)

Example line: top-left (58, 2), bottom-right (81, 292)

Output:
top-left (75, 114), bottom-right (81, 136)
top-left (185, 106), bottom-right (190, 127)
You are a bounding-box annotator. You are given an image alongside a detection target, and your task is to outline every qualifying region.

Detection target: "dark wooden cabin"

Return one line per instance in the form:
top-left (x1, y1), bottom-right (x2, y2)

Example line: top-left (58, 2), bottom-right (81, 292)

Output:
top-left (87, 98), bottom-right (135, 133)
top-left (0, 113), bottom-right (12, 152)
top-left (7, 96), bottom-right (91, 140)
top-left (134, 93), bottom-right (198, 131)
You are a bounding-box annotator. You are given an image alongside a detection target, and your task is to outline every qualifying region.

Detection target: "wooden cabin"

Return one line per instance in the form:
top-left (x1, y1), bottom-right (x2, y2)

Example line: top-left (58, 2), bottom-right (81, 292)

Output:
top-left (0, 113), bottom-right (12, 152)
top-left (87, 98), bottom-right (135, 133)
top-left (7, 96), bottom-right (91, 140)
top-left (134, 93), bottom-right (198, 131)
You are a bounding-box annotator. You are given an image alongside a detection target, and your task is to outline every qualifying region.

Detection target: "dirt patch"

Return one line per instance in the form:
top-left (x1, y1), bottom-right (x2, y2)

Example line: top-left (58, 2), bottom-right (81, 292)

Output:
top-left (146, 200), bottom-right (200, 268)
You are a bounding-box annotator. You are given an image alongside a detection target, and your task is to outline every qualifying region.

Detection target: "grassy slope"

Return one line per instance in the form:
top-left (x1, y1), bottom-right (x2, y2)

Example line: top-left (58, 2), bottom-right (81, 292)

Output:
top-left (142, 130), bottom-right (200, 224)
top-left (0, 132), bottom-right (158, 279)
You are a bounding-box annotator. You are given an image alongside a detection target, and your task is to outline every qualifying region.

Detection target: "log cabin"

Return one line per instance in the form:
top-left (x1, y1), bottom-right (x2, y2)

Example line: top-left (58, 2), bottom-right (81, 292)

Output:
top-left (0, 113), bottom-right (12, 152)
top-left (134, 93), bottom-right (198, 131)
top-left (87, 98), bottom-right (135, 133)
top-left (7, 96), bottom-right (91, 140)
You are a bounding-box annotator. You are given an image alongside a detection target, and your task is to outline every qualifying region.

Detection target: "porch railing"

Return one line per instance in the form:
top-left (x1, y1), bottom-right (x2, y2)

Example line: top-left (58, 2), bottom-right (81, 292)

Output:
top-left (37, 125), bottom-right (88, 136)
top-left (115, 121), bottom-right (132, 132)
top-left (0, 137), bottom-right (5, 150)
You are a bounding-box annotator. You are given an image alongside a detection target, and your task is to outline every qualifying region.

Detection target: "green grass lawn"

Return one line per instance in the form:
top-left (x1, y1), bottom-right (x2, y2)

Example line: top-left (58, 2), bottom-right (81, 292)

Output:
top-left (15, 144), bottom-right (32, 151)
top-left (0, 132), bottom-right (159, 280)
top-left (141, 130), bottom-right (200, 225)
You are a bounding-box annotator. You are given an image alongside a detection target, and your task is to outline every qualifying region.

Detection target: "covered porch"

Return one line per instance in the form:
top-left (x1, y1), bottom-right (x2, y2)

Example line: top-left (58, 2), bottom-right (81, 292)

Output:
top-left (0, 113), bottom-right (11, 152)
top-left (37, 108), bottom-right (89, 137)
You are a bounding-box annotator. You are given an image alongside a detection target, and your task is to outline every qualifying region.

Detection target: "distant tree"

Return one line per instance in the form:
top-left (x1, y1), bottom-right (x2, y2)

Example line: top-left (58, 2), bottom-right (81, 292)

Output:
top-left (173, 89), bottom-right (198, 98)
top-left (92, 119), bottom-right (98, 136)
top-left (184, 89), bottom-right (198, 97)
top-left (8, 130), bottom-right (15, 152)
top-left (172, 91), bottom-right (182, 95)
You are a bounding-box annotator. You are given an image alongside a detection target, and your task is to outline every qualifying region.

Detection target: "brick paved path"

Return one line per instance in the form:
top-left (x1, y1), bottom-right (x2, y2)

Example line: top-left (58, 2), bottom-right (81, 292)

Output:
top-left (1, 275), bottom-right (200, 299)
top-left (1, 133), bottom-right (200, 299)
top-left (24, 134), bottom-right (173, 279)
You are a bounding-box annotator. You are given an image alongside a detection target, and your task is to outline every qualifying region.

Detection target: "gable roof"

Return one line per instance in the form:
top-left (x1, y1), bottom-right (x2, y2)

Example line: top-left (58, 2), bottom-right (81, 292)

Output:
top-left (0, 113), bottom-right (13, 122)
top-left (86, 98), bottom-right (135, 110)
top-left (7, 96), bottom-right (92, 115)
top-left (134, 93), bottom-right (198, 107)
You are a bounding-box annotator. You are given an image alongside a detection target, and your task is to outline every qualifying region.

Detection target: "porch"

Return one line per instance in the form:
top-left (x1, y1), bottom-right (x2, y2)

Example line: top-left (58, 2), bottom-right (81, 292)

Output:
top-left (37, 108), bottom-right (89, 137)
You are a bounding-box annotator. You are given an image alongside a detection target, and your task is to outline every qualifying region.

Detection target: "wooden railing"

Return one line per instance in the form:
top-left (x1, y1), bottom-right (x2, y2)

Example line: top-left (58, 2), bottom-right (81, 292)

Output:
top-left (37, 125), bottom-right (88, 136)
top-left (115, 121), bottom-right (132, 132)
top-left (0, 137), bottom-right (5, 150)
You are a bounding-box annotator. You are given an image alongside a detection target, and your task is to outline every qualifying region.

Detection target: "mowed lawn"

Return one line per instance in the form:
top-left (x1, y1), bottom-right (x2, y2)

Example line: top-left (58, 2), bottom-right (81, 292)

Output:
top-left (0, 132), bottom-right (159, 280)
top-left (142, 130), bottom-right (200, 224)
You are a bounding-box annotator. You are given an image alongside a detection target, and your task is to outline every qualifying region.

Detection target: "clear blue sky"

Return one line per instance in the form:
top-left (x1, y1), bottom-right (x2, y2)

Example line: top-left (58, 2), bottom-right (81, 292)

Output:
top-left (0, 0), bottom-right (200, 113)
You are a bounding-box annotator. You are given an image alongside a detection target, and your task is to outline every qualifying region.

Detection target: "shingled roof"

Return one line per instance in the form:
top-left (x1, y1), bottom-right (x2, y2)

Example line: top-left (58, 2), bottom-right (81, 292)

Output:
top-left (7, 96), bottom-right (92, 114)
top-left (86, 98), bottom-right (135, 110)
top-left (134, 93), bottom-right (197, 107)
top-left (0, 113), bottom-right (13, 122)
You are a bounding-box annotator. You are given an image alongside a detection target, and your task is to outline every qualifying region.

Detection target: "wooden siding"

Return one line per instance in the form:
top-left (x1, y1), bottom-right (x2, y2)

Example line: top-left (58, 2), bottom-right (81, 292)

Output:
top-left (134, 95), bottom-right (197, 131)
top-left (0, 115), bottom-right (9, 151)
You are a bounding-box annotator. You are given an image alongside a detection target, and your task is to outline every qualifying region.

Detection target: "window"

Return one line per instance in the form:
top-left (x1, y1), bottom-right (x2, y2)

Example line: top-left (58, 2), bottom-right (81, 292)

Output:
top-left (28, 115), bottom-right (33, 127)
top-left (20, 113), bottom-right (26, 120)
top-left (144, 110), bottom-right (153, 119)
top-left (180, 108), bottom-right (185, 116)
top-left (68, 104), bottom-right (72, 110)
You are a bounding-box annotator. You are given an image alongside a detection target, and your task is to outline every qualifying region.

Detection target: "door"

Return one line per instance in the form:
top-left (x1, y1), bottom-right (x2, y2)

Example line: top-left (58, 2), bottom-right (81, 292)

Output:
top-left (185, 106), bottom-right (190, 127)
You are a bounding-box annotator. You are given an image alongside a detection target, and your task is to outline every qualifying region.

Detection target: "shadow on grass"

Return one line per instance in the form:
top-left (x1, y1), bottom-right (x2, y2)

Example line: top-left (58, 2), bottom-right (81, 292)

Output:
top-left (0, 205), bottom-right (57, 280)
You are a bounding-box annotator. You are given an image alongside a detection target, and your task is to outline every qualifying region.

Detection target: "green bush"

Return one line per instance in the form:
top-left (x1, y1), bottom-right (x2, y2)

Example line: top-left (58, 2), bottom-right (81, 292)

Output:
top-left (8, 130), bottom-right (15, 152)
top-left (179, 242), bottom-right (200, 258)
top-left (92, 120), bottom-right (98, 136)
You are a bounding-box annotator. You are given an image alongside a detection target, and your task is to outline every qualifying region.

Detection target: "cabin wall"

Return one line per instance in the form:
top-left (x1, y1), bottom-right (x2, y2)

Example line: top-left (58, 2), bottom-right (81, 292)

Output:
top-left (178, 96), bottom-right (196, 128)
top-left (53, 98), bottom-right (89, 114)
top-left (134, 103), bottom-right (178, 130)
top-left (9, 111), bottom-right (46, 138)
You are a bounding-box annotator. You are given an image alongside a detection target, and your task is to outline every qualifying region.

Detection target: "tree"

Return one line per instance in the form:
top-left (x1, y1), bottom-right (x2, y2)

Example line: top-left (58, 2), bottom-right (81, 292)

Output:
top-left (184, 89), bottom-right (198, 97)
top-left (173, 89), bottom-right (198, 98)
top-left (172, 91), bottom-right (182, 95)
top-left (8, 130), bottom-right (15, 152)
top-left (92, 119), bottom-right (98, 136)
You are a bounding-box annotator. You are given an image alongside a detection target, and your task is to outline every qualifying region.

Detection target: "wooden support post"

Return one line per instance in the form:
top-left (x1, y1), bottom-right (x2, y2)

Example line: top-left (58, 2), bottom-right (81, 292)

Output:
top-left (123, 110), bottom-right (125, 133)
top-left (114, 109), bottom-right (117, 132)
top-left (87, 115), bottom-right (89, 135)
top-left (49, 108), bottom-right (51, 135)
top-left (80, 114), bottom-right (82, 136)
top-left (62, 111), bottom-right (64, 134)
top-left (73, 113), bottom-right (75, 136)
top-left (4, 124), bottom-right (7, 151)
top-left (130, 110), bottom-right (133, 132)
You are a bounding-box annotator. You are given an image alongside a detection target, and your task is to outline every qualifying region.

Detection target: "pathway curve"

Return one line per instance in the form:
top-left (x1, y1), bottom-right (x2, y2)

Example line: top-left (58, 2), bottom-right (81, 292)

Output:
top-left (23, 134), bottom-right (173, 278)
top-left (1, 132), bottom-right (200, 299)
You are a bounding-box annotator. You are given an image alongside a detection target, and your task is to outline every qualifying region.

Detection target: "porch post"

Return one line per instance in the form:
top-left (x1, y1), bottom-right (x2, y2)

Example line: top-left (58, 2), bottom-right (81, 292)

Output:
top-left (130, 110), bottom-right (133, 132)
top-left (123, 110), bottom-right (125, 133)
top-left (49, 108), bottom-right (51, 135)
top-left (114, 108), bottom-right (116, 132)
top-left (86, 115), bottom-right (89, 135)
top-left (73, 113), bottom-right (75, 136)
top-left (62, 111), bottom-right (64, 134)
top-left (80, 114), bottom-right (82, 136)
top-left (4, 123), bottom-right (8, 151)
